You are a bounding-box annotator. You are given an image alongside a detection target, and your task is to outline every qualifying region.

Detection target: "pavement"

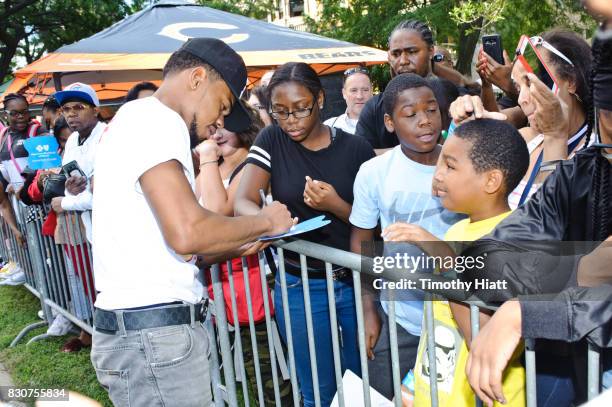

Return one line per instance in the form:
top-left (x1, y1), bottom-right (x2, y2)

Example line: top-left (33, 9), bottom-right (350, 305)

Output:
top-left (0, 361), bottom-right (27, 407)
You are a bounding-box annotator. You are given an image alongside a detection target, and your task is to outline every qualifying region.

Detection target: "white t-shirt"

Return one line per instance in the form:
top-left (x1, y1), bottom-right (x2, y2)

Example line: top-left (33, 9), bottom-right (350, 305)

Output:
top-left (61, 120), bottom-right (106, 242)
top-left (324, 112), bottom-right (358, 134)
top-left (92, 97), bottom-right (202, 310)
top-left (350, 146), bottom-right (462, 336)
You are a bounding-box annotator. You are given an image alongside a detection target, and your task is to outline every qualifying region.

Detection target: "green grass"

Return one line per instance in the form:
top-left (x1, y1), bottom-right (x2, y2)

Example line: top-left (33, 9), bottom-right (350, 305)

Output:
top-left (0, 285), bottom-right (111, 406)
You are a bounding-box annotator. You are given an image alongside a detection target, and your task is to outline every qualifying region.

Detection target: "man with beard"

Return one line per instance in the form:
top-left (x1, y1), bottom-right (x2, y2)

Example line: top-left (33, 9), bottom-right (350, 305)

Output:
top-left (51, 82), bottom-right (104, 242)
top-left (356, 20), bottom-right (474, 154)
top-left (51, 83), bottom-right (106, 353)
top-left (90, 38), bottom-right (294, 406)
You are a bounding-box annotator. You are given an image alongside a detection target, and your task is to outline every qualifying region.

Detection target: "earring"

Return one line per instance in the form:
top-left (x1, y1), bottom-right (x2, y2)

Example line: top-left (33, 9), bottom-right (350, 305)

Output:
top-left (571, 92), bottom-right (582, 103)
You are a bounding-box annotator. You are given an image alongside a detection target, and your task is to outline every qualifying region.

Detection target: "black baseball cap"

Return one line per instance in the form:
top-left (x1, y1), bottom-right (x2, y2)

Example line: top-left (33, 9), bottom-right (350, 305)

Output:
top-left (180, 37), bottom-right (251, 133)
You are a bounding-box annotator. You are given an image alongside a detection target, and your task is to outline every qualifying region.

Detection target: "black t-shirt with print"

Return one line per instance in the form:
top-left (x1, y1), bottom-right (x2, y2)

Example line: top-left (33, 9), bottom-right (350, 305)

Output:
top-left (246, 125), bottom-right (375, 273)
top-left (354, 94), bottom-right (396, 150)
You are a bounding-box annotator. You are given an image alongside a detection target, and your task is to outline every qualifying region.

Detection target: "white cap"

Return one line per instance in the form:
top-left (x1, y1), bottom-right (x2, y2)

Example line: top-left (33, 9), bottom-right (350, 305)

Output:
top-left (54, 82), bottom-right (100, 107)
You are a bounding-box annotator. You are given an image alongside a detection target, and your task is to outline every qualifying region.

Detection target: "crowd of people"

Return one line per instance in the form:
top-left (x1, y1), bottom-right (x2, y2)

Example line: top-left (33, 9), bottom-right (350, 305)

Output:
top-left (0, 0), bottom-right (611, 406)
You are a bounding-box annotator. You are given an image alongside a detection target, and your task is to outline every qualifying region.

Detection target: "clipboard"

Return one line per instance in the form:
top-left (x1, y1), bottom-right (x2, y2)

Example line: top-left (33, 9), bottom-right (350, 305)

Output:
top-left (259, 215), bottom-right (331, 241)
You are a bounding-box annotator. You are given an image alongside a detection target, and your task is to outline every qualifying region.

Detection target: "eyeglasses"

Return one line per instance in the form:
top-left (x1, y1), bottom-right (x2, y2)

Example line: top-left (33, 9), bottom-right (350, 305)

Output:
top-left (61, 103), bottom-right (90, 115)
top-left (5, 110), bottom-right (29, 118)
top-left (270, 103), bottom-right (316, 120)
top-left (344, 67), bottom-right (370, 78)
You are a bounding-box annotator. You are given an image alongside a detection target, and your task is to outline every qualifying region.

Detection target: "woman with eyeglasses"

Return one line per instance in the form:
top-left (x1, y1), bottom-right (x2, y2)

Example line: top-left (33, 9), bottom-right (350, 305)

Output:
top-left (450, 30), bottom-right (593, 209)
top-left (0, 93), bottom-right (45, 190)
top-left (235, 62), bottom-right (375, 407)
top-left (323, 67), bottom-right (373, 135)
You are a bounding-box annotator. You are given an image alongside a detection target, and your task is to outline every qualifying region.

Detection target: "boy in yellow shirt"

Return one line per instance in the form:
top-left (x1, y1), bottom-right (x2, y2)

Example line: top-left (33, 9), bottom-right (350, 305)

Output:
top-left (383, 118), bottom-right (529, 406)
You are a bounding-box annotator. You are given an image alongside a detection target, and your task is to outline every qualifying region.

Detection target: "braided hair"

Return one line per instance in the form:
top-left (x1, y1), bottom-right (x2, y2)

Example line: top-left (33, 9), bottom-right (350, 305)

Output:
top-left (3, 93), bottom-right (28, 109)
top-left (589, 34), bottom-right (611, 240)
top-left (388, 20), bottom-right (434, 47)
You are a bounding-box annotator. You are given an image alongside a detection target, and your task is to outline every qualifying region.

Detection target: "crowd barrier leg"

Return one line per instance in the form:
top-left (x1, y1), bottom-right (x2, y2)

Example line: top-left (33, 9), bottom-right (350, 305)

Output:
top-left (325, 262), bottom-right (344, 407)
top-left (70, 214), bottom-right (96, 326)
top-left (225, 260), bottom-right (251, 407)
top-left (352, 268), bottom-right (371, 407)
top-left (588, 344), bottom-right (601, 400)
top-left (425, 295), bottom-right (439, 407)
top-left (387, 291), bottom-right (402, 407)
top-left (65, 212), bottom-right (94, 328)
top-left (299, 253), bottom-right (322, 407)
top-left (525, 339), bottom-right (537, 407)
top-left (9, 204), bottom-right (50, 348)
top-left (277, 249), bottom-right (301, 406)
top-left (257, 252), bottom-right (282, 406)
top-left (469, 305), bottom-right (483, 407)
top-left (241, 257), bottom-right (267, 406)
top-left (200, 282), bottom-right (225, 407)
top-left (24, 208), bottom-right (56, 345)
top-left (210, 263), bottom-right (239, 407)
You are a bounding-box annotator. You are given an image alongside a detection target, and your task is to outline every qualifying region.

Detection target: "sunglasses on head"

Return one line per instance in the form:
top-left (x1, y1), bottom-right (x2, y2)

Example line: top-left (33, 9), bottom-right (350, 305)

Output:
top-left (344, 67), bottom-right (370, 78)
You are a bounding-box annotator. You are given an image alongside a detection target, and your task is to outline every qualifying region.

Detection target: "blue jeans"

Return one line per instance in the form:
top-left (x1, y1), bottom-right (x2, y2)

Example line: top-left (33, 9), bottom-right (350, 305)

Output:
top-left (275, 272), bottom-right (361, 407)
top-left (536, 352), bottom-right (575, 407)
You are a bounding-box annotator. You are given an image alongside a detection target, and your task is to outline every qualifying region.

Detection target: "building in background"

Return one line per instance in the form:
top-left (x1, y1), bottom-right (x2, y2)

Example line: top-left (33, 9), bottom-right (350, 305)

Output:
top-left (269, 0), bottom-right (349, 31)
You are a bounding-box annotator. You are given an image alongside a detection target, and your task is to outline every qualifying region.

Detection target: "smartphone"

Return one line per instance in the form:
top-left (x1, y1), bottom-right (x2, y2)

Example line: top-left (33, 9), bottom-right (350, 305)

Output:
top-left (482, 34), bottom-right (504, 65)
top-left (62, 160), bottom-right (86, 178)
top-left (516, 36), bottom-right (558, 93)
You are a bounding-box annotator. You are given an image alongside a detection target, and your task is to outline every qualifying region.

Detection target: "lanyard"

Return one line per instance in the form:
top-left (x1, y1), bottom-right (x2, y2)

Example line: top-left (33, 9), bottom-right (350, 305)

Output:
top-left (518, 125), bottom-right (588, 206)
top-left (6, 131), bottom-right (24, 177)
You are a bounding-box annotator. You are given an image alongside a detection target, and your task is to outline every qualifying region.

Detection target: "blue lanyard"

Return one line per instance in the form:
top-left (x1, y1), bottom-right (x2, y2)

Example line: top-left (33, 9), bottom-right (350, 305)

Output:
top-left (518, 128), bottom-right (587, 206)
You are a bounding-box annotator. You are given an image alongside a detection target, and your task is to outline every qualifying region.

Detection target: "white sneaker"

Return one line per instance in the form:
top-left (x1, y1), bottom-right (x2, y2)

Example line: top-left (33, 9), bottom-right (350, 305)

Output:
top-left (0, 270), bottom-right (25, 286)
top-left (47, 314), bottom-right (73, 336)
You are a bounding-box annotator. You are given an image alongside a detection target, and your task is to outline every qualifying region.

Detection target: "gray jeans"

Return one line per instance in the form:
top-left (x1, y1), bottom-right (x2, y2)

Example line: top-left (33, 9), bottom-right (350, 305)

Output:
top-left (91, 322), bottom-right (212, 407)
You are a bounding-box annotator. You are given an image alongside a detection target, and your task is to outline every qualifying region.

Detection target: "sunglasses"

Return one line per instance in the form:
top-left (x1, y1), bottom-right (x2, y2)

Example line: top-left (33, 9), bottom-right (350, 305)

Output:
top-left (61, 103), bottom-right (91, 115)
top-left (515, 35), bottom-right (571, 95)
top-left (344, 67), bottom-right (370, 78)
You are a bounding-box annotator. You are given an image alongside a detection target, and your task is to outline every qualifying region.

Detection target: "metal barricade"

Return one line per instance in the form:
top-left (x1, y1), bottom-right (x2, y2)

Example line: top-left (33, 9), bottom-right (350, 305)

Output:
top-left (3, 205), bottom-right (95, 347)
top-left (0, 208), bottom-right (605, 406)
top-left (202, 238), bottom-right (606, 407)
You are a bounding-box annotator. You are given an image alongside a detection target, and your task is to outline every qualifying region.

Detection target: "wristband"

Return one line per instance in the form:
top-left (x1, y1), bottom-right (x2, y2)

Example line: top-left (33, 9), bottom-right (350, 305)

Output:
top-left (199, 160), bottom-right (219, 167)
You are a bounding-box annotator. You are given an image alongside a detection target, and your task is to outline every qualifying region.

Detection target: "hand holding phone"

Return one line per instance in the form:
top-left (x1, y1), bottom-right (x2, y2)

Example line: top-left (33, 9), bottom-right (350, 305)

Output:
top-left (482, 34), bottom-right (504, 65)
top-left (62, 160), bottom-right (86, 178)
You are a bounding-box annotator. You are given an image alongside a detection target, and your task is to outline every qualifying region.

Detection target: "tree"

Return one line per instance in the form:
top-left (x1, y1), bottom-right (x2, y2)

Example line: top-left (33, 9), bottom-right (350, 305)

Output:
top-left (0, 0), bottom-right (133, 82)
top-left (305, 0), bottom-right (596, 84)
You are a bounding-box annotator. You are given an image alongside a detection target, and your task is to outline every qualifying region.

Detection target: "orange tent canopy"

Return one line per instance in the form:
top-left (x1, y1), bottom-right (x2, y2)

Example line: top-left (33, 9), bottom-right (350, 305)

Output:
top-left (2, 2), bottom-right (386, 107)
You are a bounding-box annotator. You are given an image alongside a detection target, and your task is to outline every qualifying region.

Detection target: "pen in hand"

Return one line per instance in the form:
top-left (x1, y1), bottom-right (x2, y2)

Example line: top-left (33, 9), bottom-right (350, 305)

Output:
top-left (259, 189), bottom-right (267, 208)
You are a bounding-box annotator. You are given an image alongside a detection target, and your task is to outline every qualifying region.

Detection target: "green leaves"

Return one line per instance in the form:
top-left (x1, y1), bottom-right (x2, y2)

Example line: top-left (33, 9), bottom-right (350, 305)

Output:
top-left (1, 0), bottom-right (132, 82)
top-left (450, 0), bottom-right (506, 34)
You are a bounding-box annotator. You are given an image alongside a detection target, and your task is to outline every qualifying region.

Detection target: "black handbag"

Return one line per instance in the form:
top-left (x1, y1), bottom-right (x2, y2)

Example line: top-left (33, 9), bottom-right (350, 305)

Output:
top-left (43, 173), bottom-right (67, 203)
top-left (18, 167), bottom-right (38, 206)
